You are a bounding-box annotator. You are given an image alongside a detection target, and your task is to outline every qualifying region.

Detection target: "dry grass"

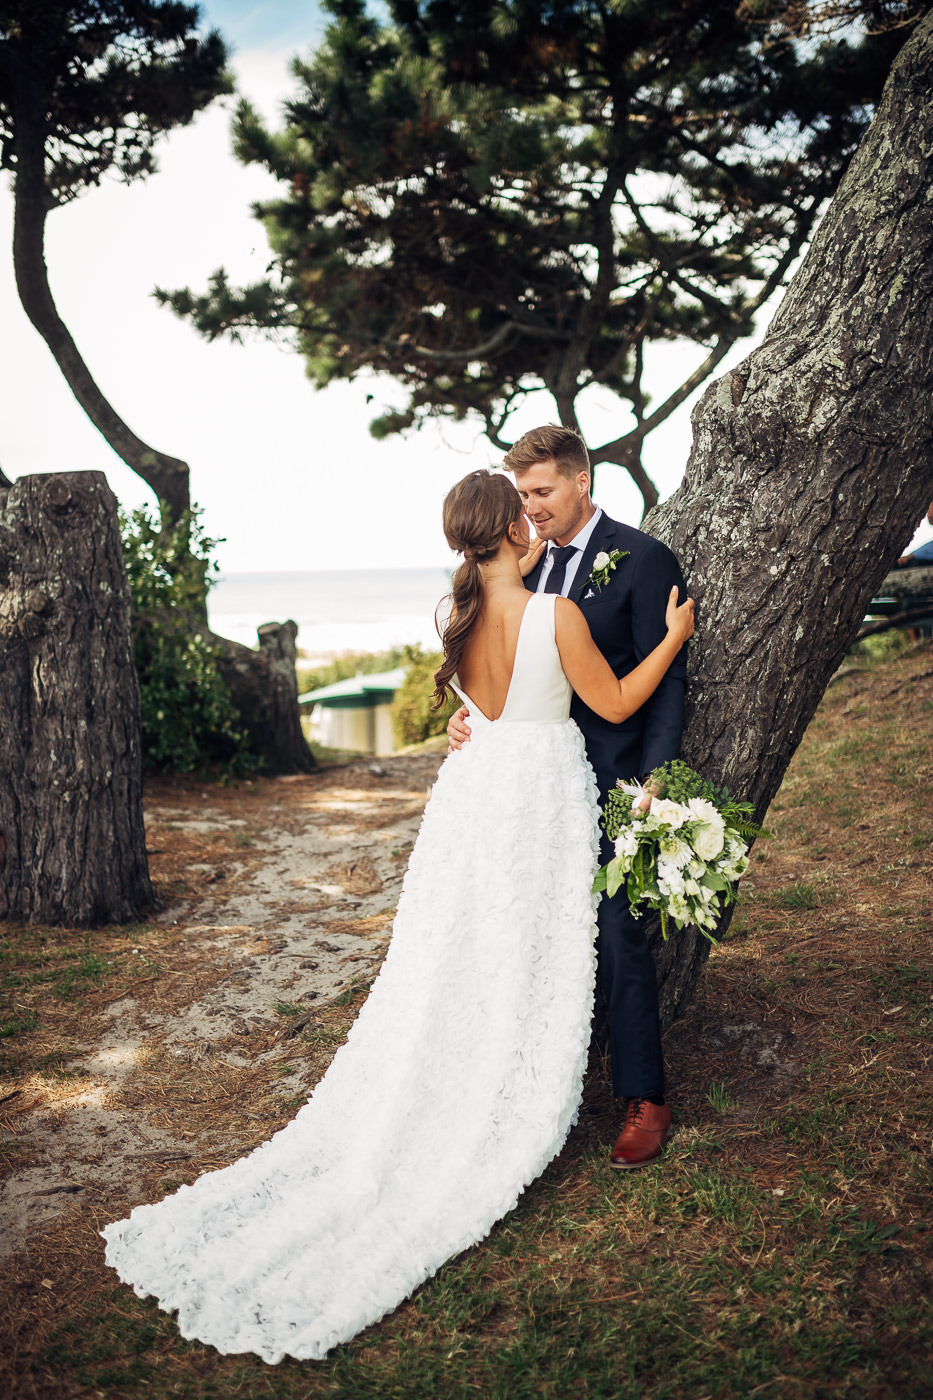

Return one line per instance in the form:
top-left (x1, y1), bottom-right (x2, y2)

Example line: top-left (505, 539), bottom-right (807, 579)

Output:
top-left (0, 643), bottom-right (931, 1399)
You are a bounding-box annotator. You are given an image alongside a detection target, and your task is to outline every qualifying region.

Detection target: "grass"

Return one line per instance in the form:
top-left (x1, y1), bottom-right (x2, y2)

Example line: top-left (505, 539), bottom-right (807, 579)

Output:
top-left (0, 1010), bottom-right (38, 1039)
top-left (271, 999), bottom-right (307, 1018)
top-left (706, 1079), bottom-right (739, 1114)
top-left (1, 643), bottom-right (932, 1398)
top-left (771, 881), bottom-right (821, 910)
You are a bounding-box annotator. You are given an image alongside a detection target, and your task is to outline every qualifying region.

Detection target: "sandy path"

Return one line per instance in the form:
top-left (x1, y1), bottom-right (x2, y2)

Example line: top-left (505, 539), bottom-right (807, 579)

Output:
top-left (0, 748), bottom-right (445, 1262)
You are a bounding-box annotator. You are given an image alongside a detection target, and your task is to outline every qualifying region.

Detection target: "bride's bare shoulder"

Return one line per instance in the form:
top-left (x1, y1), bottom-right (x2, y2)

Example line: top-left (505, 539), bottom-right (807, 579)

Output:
top-left (554, 596), bottom-right (586, 626)
top-left (553, 596), bottom-right (593, 656)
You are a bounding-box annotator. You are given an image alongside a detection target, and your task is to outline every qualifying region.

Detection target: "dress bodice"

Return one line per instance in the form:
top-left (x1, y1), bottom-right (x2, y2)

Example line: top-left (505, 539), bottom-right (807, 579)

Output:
top-left (453, 593), bottom-right (571, 727)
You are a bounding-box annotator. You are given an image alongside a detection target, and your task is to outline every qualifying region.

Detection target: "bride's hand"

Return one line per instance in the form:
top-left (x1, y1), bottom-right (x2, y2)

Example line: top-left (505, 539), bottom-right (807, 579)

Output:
top-left (447, 705), bottom-right (472, 753)
top-left (665, 586), bottom-right (695, 644)
top-left (635, 775), bottom-right (662, 813)
top-left (518, 535), bottom-right (546, 578)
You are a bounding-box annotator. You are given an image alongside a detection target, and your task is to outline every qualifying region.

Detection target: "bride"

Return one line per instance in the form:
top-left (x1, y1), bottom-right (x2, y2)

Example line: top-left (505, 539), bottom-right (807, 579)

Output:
top-left (102, 469), bottom-right (694, 1363)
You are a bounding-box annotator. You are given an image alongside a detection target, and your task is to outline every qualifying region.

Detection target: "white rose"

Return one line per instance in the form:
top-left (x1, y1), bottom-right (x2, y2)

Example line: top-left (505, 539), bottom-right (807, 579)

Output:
top-left (593, 551), bottom-right (610, 570)
top-left (694, 822), bottom-right (725, 861)
top-left (614, 828), bottom-right (639, 860)
top-left (650, 797), bottom-right (690, 829)
top-left (688, 797), bottom-right (725, 829)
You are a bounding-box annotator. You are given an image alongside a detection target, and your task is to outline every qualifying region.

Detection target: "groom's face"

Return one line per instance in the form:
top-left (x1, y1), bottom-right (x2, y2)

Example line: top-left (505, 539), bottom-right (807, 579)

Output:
top-left (513, 459), bottom-right (593, 546)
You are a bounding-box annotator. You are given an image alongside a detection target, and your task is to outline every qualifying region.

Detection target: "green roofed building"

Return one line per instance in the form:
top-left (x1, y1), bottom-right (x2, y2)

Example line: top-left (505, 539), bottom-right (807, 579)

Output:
top-left (298, 668), bottom-right (407, 756)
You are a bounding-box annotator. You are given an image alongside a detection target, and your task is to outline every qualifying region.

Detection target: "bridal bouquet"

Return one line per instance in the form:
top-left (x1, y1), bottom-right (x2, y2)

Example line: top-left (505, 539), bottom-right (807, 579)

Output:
top-left (593, 760), bottom-right (766, 944)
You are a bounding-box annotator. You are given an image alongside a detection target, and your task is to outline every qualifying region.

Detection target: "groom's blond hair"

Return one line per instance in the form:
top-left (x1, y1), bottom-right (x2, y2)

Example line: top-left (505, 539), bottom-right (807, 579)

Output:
top-left (503, 424), bottom-right (590, 480)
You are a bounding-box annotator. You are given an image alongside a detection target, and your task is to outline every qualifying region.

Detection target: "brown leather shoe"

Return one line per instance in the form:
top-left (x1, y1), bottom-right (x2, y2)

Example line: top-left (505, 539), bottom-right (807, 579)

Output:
top-left (610, 1098), bottom-right (673, 1169)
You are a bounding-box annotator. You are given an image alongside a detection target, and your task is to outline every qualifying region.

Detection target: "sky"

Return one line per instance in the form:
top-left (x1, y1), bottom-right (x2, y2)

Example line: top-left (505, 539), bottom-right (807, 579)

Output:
top-left (2, 2), bottom-right (928, 574)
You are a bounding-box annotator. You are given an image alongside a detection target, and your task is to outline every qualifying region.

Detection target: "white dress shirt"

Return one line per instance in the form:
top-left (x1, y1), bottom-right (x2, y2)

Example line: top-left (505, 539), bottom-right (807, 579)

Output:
top-left (535, 508), bottom-right (603, 597)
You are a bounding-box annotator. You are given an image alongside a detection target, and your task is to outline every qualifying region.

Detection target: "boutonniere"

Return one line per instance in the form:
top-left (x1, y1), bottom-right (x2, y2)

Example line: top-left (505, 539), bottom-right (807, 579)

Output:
top-left (587, 548), bottom-right (629, 592)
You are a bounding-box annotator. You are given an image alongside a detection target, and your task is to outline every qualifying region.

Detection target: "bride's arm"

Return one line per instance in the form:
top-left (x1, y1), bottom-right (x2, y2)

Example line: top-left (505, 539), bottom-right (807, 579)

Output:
top-left (555, 588), bottom-right (694, 723)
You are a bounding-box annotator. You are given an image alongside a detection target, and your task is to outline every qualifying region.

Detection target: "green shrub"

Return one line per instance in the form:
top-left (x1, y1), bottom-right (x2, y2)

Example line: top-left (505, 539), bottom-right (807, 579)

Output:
top-left (392, 644), bottom-right (457, 747)
top-left (847, 629), bottom-right (914, 663)
top-left (297, 647), bottom-right (406, 696)
top-left (120, 508), bottom-right (256, 774)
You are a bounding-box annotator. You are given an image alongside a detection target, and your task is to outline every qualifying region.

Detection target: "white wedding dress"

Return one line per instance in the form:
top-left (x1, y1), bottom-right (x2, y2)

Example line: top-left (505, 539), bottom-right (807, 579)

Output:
top-left (102, 593), bottom-right (601, 1363)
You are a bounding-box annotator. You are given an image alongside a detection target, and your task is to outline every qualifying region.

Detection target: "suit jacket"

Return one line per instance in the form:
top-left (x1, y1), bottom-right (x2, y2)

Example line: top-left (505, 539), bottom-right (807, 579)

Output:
top-left (525, 512), bottom-right (687, 797)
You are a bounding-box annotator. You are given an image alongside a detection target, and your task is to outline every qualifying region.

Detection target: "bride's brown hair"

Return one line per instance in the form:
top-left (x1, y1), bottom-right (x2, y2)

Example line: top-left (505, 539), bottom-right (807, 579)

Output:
top-left (432, 470), bottom-right (524, 709)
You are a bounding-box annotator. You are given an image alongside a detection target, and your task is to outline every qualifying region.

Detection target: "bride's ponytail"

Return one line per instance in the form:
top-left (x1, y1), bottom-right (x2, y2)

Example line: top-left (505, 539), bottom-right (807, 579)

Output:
top-left (432, 471), bottom-right (523, 709)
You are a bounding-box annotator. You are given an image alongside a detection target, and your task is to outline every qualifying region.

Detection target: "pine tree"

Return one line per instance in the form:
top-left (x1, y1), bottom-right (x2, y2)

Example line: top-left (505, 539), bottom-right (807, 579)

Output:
top-left (160, 0), bottom-right (916, 511)
top-left (0, 1), bottom-right (230, 528)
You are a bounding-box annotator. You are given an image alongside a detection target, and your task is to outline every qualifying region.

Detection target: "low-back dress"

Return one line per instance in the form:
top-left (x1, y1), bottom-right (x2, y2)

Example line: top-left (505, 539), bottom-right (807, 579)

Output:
top-left (102, 592), bottom-right (602, 1363)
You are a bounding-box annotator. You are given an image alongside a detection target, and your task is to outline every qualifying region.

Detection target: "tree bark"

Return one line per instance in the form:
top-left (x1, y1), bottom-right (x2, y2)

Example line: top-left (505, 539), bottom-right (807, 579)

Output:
top-left (642, 11), bottom-right (933, 1027)
top-left (208, 622), bottom-right (316, 775)
top-left (0, 472), bottom-right (156, 926)
top-left (11, 117), bottom-right (191, 529)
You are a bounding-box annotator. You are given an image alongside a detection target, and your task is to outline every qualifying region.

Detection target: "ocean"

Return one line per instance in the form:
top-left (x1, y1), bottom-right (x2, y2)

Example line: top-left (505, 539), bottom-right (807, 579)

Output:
top-left (209, 568), bottom-right (453, 660)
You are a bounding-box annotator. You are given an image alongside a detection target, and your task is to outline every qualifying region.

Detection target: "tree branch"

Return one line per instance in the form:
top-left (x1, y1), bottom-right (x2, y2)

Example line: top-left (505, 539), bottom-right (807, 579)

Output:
top-left (857, 606), bottom-right (933, 639)
top-left (590, 437), bottom-right (659, 516)
top-left (12, 115), bottom-right (190, 528)
top-left (480, 387), bottom-right (529, 452)
top-left (379, 319), bottom-right (524, 361)
top-left (590, 215), bottom-right (814, 464)
top-left (619, 178), bottom-right (737, 325)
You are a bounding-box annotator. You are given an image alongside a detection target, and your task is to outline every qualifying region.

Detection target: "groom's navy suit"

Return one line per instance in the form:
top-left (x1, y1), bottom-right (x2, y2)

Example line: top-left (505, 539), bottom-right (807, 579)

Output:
top-left (525, 511), bottom-right (687, 1098)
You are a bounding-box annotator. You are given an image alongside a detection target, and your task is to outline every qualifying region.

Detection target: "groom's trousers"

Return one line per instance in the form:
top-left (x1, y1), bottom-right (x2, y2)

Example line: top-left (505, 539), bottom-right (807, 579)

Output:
top-left (595, 825), bottom-right (665, 1100)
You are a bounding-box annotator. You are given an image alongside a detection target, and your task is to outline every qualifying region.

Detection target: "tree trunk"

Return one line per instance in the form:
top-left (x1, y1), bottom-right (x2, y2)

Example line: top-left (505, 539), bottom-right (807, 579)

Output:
top-left (208, 621), bottom-right (316, 775)
top-left (643, 11), bottom-right (933, 1028)
top-left (874, 565), bottom-right (933, 600)
top-left (0, 473), bottom-right (156, 925)
top-left (11, 117), bottom-right (191, 530)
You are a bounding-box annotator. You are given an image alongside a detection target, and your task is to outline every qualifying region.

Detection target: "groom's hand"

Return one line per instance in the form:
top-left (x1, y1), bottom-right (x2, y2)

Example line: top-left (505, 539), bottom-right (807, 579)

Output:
top-left (447, 706), bottom-right (472, 753)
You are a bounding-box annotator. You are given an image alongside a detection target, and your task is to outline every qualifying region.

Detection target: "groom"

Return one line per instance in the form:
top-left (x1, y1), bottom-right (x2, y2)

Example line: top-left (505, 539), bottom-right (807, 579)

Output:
top-left (448, 425), bottom-right (688, 1168)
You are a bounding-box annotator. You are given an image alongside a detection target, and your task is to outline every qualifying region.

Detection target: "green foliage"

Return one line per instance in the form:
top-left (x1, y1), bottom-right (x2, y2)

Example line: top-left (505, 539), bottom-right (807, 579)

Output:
top-left (0, 1011), bottom-right (38, 1039)
top-left (120, 508), bottom-right (256, 774)
top-left (595, 760), bottom-right (767, 941)
top-left (706, 1079), bottom-right (740, 1114)
top-left (0, 3), bottom-right (231, 209)
top-left (602, 759), bottom-right (768, 843)
top-left (392, 644), bottom-right (456, 747)
top-left (848, 628), bottom-right (914, 663)
top-left (297, 647), bottom-right (407, 696)
top-left (773, 882), bottom-right (820, 910)
top-left (160, 0), bottom-right (911, 508)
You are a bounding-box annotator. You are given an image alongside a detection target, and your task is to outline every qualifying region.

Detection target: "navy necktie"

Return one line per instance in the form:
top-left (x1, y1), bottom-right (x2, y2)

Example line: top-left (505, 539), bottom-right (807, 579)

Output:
top-left (544, 544), bottom-right (578, 596)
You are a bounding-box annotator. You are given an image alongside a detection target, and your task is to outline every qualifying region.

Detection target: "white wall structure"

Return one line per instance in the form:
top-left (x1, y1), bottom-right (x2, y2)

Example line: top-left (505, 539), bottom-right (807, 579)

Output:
top-left (300, 669), bottom-right (407, 756)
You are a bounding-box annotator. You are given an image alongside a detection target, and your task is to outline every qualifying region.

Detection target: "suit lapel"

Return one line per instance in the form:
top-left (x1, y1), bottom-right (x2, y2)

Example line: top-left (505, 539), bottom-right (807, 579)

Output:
top-left (571, 513), bottom-right (618, 604)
